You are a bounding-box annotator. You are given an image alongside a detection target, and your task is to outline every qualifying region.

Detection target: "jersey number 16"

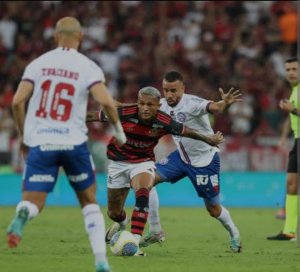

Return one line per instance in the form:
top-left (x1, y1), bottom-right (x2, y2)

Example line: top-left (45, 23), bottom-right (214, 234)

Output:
top-left (35, 80), bottom-right (75, 121)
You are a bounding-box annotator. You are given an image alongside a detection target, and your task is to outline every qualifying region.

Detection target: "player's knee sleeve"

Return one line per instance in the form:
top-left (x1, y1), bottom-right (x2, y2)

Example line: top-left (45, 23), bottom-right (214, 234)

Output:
top-left (135, 188), bottom-right (149, 212)
top-left (16, 200), bottom-right (39, 220)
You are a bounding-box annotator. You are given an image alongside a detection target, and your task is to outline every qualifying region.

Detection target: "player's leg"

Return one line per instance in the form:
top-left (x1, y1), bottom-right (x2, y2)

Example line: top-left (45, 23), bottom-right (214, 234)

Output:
top-left (204, 199), bottom-right (241, 252)
top-left (129, 161), bottom-right (156, 244)
top-left (7, 145), bottom-right (57, 248)
top-left (267, 140), bottom-right (297, 240)
top-left (141, 151), bottom-right (185, 247)
top-left (188, 152), bottom-right (241, 252)
top-left (105, 161), bottom-right (132, 242)
top-left (63, 143), bottom-right (110, 272)
top-left (106, 187), bottom-right (130, 241)
top-left (76, 183), bottom-right (110, 271)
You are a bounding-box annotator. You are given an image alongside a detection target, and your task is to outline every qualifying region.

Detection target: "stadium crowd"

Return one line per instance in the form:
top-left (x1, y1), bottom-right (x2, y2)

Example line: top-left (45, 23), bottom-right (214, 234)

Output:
top-left (0, 1), bottom-right (297, 171)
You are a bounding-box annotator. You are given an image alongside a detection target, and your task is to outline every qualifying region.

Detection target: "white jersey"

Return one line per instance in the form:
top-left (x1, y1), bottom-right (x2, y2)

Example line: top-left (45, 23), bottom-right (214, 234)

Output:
top-left (160, 94), bottom-right (219, 167)
top-left (22, 47), bottom-right (105, 146)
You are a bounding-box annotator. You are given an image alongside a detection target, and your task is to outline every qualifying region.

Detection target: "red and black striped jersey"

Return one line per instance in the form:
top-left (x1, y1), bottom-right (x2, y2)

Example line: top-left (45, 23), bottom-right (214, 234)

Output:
top-left (106, 105), bottom-right (184, 163)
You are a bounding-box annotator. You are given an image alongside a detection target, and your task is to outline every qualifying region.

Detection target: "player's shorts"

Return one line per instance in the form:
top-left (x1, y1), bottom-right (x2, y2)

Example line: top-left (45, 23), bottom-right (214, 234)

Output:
top-left (156, 150), bottom-right (220, 200)
top-left (23, 143), bottom-right (95, 193)
top-left (107, 160), bottom-right (156, 189)
top-left (287, 138), bottom-right (298, 173)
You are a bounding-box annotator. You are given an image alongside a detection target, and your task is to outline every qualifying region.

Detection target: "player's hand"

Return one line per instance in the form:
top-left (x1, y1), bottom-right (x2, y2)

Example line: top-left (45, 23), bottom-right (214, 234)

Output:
top-left (114, 132), bottom-right (127, 146)
top-left (279, 99), bottom-right (293, 113)
top-left (206, 131), bottom-right (224, 146)
top-left (219, 87), bottom-right (242, 107)
top-left (112, 121), bottom-right (127, 146)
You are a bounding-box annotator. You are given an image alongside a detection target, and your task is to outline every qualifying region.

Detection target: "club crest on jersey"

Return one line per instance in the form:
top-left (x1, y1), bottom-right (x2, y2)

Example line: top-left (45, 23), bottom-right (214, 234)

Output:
top-left (148, 128), bottom-right (160, 137)
top-left (177, 112), bottom-right (186, 122)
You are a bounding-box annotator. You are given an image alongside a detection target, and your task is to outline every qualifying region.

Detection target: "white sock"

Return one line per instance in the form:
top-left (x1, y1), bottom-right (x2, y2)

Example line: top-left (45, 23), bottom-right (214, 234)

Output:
top-left (82, 204), bottom-right (107, 264)
top-left (133, 234), bottom-right (141, 244)
top-left (119, 215), bottom-right (128, 230)
top-left (148, 187), bottom-right (162, 233)
top-left (16, 201), bottom-right (39, 220)
top-left (217, 206), bottom-right (240, 238)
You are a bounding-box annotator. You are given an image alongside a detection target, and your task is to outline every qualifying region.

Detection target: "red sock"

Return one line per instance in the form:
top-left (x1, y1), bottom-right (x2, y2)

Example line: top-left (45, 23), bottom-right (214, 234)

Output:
top-left (131, 188), bottom-right (149, 235)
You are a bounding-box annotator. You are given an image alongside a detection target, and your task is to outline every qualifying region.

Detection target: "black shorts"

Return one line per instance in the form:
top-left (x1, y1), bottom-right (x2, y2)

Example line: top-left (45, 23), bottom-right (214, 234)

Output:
top-left (287, 138), bottom-right (299, 173)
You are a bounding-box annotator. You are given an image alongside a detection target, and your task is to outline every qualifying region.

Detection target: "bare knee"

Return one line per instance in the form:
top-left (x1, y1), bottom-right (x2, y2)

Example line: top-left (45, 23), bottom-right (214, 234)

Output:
top-left (107, 209), bottom-right (124, 222)
top-left (206, 204), bottom-right (222, 218)
top-left (76, 184), bottom-right (97, 208)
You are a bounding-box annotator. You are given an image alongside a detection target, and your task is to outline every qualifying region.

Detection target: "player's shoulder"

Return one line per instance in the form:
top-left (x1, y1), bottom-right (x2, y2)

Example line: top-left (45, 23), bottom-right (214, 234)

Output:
top-left (70, 50), bottom-right (102, 71)
top-left (156, 109), bottom-right (172, 124)
top-left (26, 49), bottom-right (55, 67)
top-left (119, 104), bottom-right (138, 116)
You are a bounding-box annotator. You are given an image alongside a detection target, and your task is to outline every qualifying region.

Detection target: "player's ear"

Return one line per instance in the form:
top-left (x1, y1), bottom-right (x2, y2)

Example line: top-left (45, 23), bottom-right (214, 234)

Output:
top-left (54, 31), bottom-right (59, 43)
top-left (78, 30), bottom-right (84, 42)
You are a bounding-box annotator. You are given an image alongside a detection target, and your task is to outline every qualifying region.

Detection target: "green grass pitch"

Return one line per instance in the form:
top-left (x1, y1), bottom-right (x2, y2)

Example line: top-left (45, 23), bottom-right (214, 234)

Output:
top-left (0, 207), bottom-right (299, 272)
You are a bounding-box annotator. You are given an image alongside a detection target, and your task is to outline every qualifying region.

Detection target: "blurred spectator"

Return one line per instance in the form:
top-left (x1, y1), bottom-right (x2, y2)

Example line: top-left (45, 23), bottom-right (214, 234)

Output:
top-left (0, 1), bottom-right (296, 172)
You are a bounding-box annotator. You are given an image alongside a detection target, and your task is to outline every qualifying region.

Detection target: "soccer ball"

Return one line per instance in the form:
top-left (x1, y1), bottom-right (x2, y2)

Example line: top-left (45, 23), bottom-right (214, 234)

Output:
top-left (110, 230), bottom-right (138, 256)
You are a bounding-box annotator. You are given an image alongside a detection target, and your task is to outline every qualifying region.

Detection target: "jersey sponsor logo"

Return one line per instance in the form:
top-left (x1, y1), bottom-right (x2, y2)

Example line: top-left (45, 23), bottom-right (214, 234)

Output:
top-left (29, 174), bottom-right (55, 182)
top-left (127, 139), bottom-right (153, 148)
top-left (68, 173), bottom-right (88, 182)
top-left (177, 112), bottom-right (186, 123)
top-left (37, 127), bottom-right (70, 135)
top-left (40, 144), bottom-right (74, 151)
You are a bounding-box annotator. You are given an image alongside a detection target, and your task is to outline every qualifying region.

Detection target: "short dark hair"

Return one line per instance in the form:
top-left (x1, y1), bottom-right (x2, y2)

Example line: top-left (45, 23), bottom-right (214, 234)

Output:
top-left (285, 57), bottom-right (298, 63)
top-left (163, 71), bottom-right (183, 82)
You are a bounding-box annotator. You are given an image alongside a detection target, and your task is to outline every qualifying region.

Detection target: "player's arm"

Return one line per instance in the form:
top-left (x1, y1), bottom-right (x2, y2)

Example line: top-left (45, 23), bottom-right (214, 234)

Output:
top-left (90, 82), bottom-right (126, 144)
top-left (12, 80), bottom-right (34, 137)
top-left (208, 87), bottom-right (242, 113)
top-left (279, 99), bottom-right (300, 116)
top-left (86, 100), bottom-right (135, 122)
top-left (181, 127), bottom-right (224, 146)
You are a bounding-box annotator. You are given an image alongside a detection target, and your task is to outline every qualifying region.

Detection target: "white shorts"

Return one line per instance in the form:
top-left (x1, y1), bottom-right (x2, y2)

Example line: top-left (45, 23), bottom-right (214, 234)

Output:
top-left (107, 160), bottom-right (156, 189)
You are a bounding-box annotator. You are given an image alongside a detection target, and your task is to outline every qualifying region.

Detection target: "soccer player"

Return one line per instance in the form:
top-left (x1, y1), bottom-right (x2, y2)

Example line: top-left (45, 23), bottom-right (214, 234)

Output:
top-left (140, 71), bottom-right (243, 253)
top-left (267, 57), bottom-right (299, 241)
top-left (87, 86), bottom-right (224, 256)
top-left (6, 17), bottom-right (126, 272)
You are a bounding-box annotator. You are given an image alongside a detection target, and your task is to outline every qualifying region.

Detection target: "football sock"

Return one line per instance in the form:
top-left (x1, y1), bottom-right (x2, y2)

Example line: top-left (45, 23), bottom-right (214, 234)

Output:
top-left (217, 206), bottom-right (240, 238)
top-left (148, 187), bottom-right (162, 233)
top-left (16, 200), bottom-right (39, 220)
top-left (119, 214), bottom-right (128, 230)
top-left (283, 194), bottom-right (297, 235)
top-left (112, 210), bottom-right (128, 230)
top-left (131, 188), bottom-right (149, 236)
top-left (82, 204), bottom-right (107, 264)
top-left (133, 234), bottom-right (142, 244)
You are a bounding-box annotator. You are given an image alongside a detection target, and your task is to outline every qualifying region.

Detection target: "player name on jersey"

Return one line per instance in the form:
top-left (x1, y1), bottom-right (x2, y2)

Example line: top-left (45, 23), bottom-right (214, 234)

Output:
top-left (42, 68), bottom-right (79, 80)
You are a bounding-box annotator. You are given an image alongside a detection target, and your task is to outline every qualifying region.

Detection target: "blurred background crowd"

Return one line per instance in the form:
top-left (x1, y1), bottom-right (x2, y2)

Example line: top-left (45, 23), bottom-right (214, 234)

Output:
top-left (0, 1), bottom-right (297, 172)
